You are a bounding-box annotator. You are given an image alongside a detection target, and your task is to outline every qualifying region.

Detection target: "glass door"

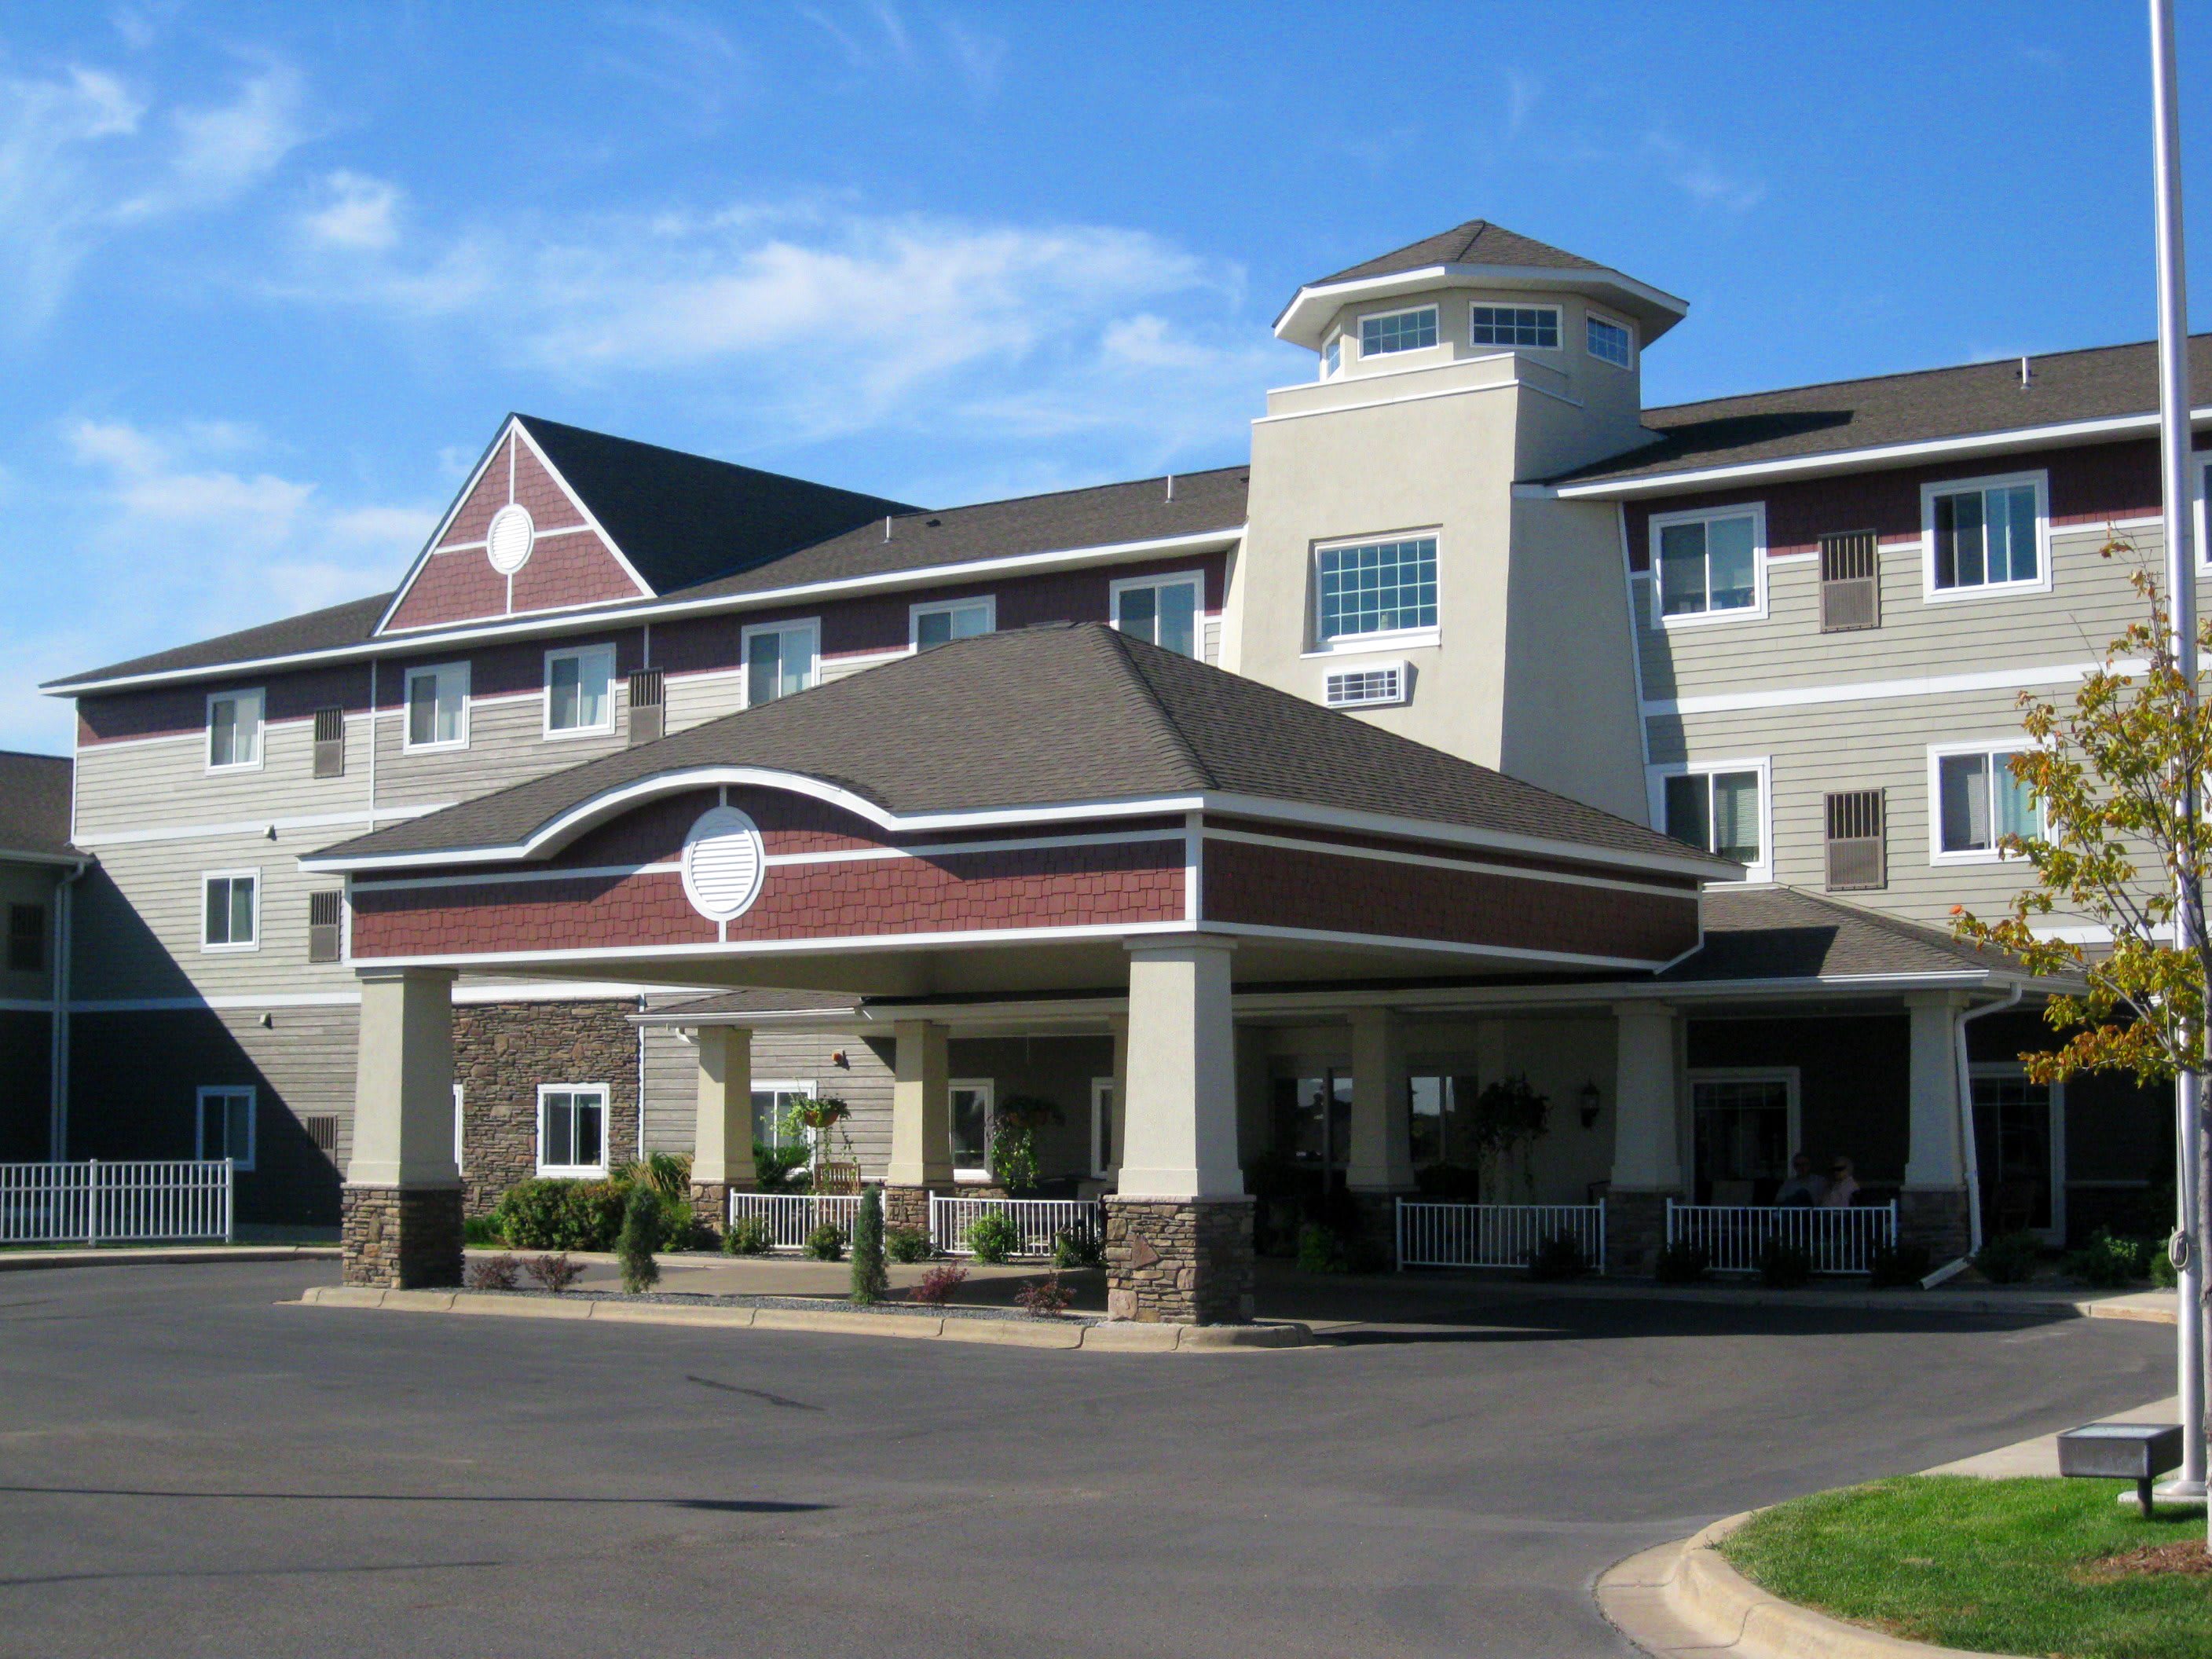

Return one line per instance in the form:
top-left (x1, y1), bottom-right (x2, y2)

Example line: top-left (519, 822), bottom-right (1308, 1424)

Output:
top-left (1972, 1073), bottom-right (2058, 1238)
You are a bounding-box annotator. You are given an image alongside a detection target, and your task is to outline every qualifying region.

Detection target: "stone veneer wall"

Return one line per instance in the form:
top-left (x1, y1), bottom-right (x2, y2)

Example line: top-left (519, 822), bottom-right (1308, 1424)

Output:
top-left (454, 1000), bottom-right (642, 1214)
top-left (1603, 1189), bottom-right (1677, 1276)
top-left (341, 1185), bottom-right (463, 1288)
top-left (1104, 1196), bottom-right (1255, 1324)
top-left (1898, 1188), bottom-right (1971, 1260)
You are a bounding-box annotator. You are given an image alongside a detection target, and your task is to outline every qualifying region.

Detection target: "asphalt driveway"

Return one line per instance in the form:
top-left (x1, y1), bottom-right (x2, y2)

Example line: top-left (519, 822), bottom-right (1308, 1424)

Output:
top-left (0, 1262), bottom-right (2174, 1658)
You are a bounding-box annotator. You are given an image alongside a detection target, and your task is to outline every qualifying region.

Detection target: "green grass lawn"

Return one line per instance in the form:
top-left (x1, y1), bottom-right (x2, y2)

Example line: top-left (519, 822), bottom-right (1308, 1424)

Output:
top-left (1721, 1476), bottom-right (2211, 1658)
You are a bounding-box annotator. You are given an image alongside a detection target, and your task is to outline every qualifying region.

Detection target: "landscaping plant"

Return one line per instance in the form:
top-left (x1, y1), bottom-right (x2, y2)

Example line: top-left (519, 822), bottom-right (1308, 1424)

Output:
top-left (1051, 1225), bottom-right (1104, 1269)
top-left (492, 1178), bottom-right (627, 1252)
top-left (1653, 1240), bottom-right (1709, 1284)
top-left (1756, 1238), bottom-right (1813, 1289)
top-left (616, 1186), bottom-right (661, 1295)
top-left (2066, 1226), bottom-right (2156, 1288)
top-left (803, 1221), bottom-right (847, 1262)
top-left (1013, 1272), bottom-right (1072, 1318)
top-left (850, 1185), bottom-right (888, 1306)
top-left (1866, 1242), bottom-right (1932, 1289)
top-left (1295, 1221), bottom-right (1353, 1274)
top-left (464, 1253), bottom-right (521, 1291)
top-left (966, 1210), bottom-right (1021, 1264)
top-left (987, 1094), bottom-right (1062, 1194)
top-left (1973, 1229), bottom-right (2043, 1284)
top-left (752, 1140), bottom-right (810, 1192)
top-left (723, 1215), bottom-right (773, 1256)
top-left (462, 1214), bottom-right (504, 1247)
top-left (1525, 1232), bottom-right (1588, 1281)
top-left (523, 1253), bottom-right (585, 1293)
top-left (884, 1225), bottom-right (932, 1263)
top-left (910, 1262), bottom-right (968, 1305)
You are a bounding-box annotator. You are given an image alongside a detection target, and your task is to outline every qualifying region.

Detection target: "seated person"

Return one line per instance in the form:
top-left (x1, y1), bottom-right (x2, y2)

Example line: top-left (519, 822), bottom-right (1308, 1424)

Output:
top-left (1774, 1152), bottom-right (1826, 1207)
top-left (1820, 1156), bottom-right (1861, 1207)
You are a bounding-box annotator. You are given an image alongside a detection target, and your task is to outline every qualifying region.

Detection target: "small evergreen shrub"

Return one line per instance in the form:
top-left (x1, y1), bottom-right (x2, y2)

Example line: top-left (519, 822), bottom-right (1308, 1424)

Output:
top-left (850, 1186), bottom-right (888, 1306)
top-left (804, 1221), bottom-right (847, 1262)
top-left (1013, 1272), bottom-right (1072, 1318)
top-left (493, 1179), bottom-right (627, 1252)
top-left (723, 1215), bottom-right (773, 1256)
top-left (911, 1262), bottom-right (968, 1305)
top-left (1867, 1243), bottom-right (1932, 1288)
top-left (884, 1225), bottom-right (932, 1263)
top-left (463, 1214), bottom-right (504, 1247)
top-left (1974, 1230), bottom-right (2044, 1284)
top-left (966, 1210), bottom-right (1021, 1265)
top-left (1654, 1241), bottom-right (1709, 1284)
top-left (464, 1253), bottom-right (520, 1291)
top-left (1296, 1222), bottom-right (1353, 1274)
top-left (1525, 1232), bottom-right (1588, 1281)
top-left (522, 1253), bottom-right (585, 1293)
top-left (617, 1187), bottom-right (661, 1295)
top-left (1050, 1225), bottom-right (1104, 1269)
top-left (656, 1193), bottom-right (712, 1252)
top-left (2153, 1247), bottom-right (2179, 1288)
top-left (1757, 1238), bottom-right (1813, 1289)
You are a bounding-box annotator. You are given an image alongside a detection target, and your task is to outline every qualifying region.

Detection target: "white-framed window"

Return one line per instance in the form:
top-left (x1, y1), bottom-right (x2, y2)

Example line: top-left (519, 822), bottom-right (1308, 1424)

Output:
top-left (1313, 533), bottom-right (1439, 648)
top-left (403, 661), bottom-right (470, 752)
top-left (749, 1079), bottom-right (817, 1150)
top-left (200, 870), bottom-right (260, 951)
top-left (1687, 1069), bottom-right (1800, 1201)
top-left (1110, 570), bottom-right (1203, 658)
top-left (1922, 471), bottom-right (2049, 599)
top-left (1653, 760), bottom-right (1770, 878)
top-left (1090, 1076), bottom-right (1114, 1179)
top-left (1586, 311), bottom-right (1634, 368)
top-left (537, 1084), bottom-right (609, 1177)
top-left (544, 644), bottom-right (616, 737)
top-left (453, 1082), bottom-right (465, 1175)
top-left (1650, 504), bottom-right (1766, 625)
top-left (206, 688), bottom-right (264, 771)
top-left (948, 1078), bottom-right (996, 1180)
top-left (1359, 305), bottom-right (1438, 357)
top-left (742, 620), bottom-right (820, 707)
top-left (196, 1085), bottom-right (256, 1170)
top-left (2193, 455), bottom-right (2212, 569)
top-left (1928, 742), bottom-right (2041, 862)
top-left (1470, 303), bottom-right (1560, 349)
top-left (1321, 332), bottom-right (1342, 379)
top-left (910, 596), bottom-right (994, 650)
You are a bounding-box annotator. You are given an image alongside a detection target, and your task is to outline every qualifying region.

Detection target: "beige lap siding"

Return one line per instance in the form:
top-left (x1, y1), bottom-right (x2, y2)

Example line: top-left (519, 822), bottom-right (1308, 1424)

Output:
top-left (1201, 838), bottom-right (1699, 962)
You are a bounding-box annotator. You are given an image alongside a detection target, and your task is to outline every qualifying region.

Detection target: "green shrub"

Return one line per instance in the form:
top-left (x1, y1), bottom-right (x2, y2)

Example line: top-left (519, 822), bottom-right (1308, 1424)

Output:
top-left (723, 1215), bottom-right (773, 1256)
top-left (884, 1225), bottom-right (932, 1263)
top-left (1974, 1230), bottom-right (2044, 1284)
top-left (656, 1192), bottom-right (714, 1252)
top-left (804, 1221), bottom-right (847, 1262)
top-left (616, 1187), bottom-right (661, 1295)
top-left (2152, 1247), bottom-right (2179, 1288)
top-left (967, 1210), bottom-right (1021, 1265)
top-left (1758, 1238), bottom-right (1813, 1289)
top-left (753, 1141), bottom-right (809, 1193)
top-left (1295, 1221), bottom-right (1352, 1274)
top-left (1013, 1272), bottom-right (1072, 1318)
top-left (1525, 1232), bottom-right (1588, 1281)
top-left (492, 1178), bottom-right (628, 1252)
top-left (463, 1214), bottom-right (504, 1247)
top-left (1051, 1226), bottom-right (1104, 1269)
top-left (1654, 1240), bottom-right (1708, 1284)
top-left (850, 1186), bottom-right (888, 1306)
top-left (1868, 1243), bottom-right (1932, 1288)
top-left (2064, 1228), bottom-right (2155, 1288)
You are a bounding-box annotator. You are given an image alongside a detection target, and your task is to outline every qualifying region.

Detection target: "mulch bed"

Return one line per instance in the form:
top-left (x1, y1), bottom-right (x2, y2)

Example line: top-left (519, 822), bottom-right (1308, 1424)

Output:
top-left (2078, 1542), bottom-right (2212, 1580)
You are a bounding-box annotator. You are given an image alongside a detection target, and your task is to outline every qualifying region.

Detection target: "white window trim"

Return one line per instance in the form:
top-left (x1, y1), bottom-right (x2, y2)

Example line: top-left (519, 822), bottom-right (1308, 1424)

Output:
top-left (1926, 739), bottom-right (2042, 866)
top-left (535, 1082), bottom-right (611, 1177)
top-left (2192, 453), bottom-right (2212, 570)
top-left (1090, 1076), bottom-right (1113, 1179)
top-left (751, 1078), bottom-right (818, 1149)
top-left (452, 1082), bottom-right (465, 1176)
top-left (1647, 756), bottom-right (1772, 883)
top-left (739, 619), bottom-right (822, 708)
top-left (949, 1076), bottom-right (996, 1182)
top-left (1920, 470), bottom-right (2053, 603)
top-left (1469, 301), bottom-right (1563, 353)
top-left (1320, 331), bottom-right (1343, 379)
top-left (908, 595), bottom-right (996, 650)
top-left (1686, 1067), bottom-right (1801, 1192)
top-left (204, 687), bottom-right (266, 774)
top-left (401, 661), bottom-right (471, 753)
top-left (196, 1084), bottom-right (256, 1171)
top-left (1309, 530), bottom-right (1442, 654)
top-left (1108, 569), bottom-right (1207, 653)
top-left (1357, 302), bottom-right (1441, 357)
top-left (1585, 307), bottom-right (1636, 370)
top-left (200, 868), bottom-right (262, 953)
top-left (542, 643), bottom-right (617, 739)
top-left (1648, 503), bottom-right (1769, 629)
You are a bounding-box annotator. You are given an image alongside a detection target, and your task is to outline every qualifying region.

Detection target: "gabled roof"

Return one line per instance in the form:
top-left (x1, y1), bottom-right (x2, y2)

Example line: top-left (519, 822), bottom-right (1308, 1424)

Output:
top-left (1660, 886), bottom-right (2017, 983)
top-left (1554, 333), bottom-right (2212, 494)
top-left (0, 750), bottom-right (77, 862)
top-left (308, 622), bottom-right (1732, 877)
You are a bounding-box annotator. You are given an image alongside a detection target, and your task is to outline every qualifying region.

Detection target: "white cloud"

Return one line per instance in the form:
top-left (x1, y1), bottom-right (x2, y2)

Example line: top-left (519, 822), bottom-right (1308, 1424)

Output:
top-left (302, 170), bottom-right (401, 251)
top-left (1643, 130), bottom-right (1765, 214)
top-left (1506, 69), bottom-right (1541, 137)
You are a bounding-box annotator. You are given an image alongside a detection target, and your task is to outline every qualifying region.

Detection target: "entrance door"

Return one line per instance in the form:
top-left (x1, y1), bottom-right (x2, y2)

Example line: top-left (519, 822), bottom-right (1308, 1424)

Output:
top-left (1690, 1072), bottom-right (1795, 1205)
top-left (1972, 1072), bottom-right (2062, 1240)
top-left (1272, 1072), bottom-right (1353, 1176)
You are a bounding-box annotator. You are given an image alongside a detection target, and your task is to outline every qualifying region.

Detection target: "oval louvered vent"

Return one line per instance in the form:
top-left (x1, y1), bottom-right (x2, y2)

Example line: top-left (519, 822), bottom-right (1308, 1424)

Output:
top-left (485, 503), bottom-right (536, 575)
top-left (682, 806), bottom-right (765, 921)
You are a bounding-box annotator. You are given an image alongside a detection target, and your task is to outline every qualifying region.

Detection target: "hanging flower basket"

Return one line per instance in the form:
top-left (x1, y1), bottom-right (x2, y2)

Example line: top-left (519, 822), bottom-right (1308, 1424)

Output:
top-left (787, 1096), bottom-right (851, 1133)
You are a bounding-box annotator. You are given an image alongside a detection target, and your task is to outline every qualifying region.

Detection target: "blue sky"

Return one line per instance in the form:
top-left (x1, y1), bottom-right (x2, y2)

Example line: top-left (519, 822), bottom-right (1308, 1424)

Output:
top-left (2, 0), bottom-right (2209, 753)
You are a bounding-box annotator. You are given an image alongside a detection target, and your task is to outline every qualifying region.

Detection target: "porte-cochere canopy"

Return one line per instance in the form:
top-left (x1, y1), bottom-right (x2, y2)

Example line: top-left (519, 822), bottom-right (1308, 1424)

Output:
top-left (303, 624), bottom-right (1734, 997)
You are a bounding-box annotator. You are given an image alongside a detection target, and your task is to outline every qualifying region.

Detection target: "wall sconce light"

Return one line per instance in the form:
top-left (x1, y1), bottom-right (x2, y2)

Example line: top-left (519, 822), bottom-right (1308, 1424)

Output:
top-left (258, 1012), bottom-right (274, 1029)
top-left (831, 1049), bottom-right (849, 1069)
top-left (1578, 1080), bottom-right (1602, 1130)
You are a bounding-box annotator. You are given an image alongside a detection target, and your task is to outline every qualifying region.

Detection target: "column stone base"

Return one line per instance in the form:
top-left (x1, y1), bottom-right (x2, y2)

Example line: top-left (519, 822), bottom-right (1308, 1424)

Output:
top-left (883, 1184), bottom-right (933, 1237)
top-left (1349, 1189), bottom-right (1414, 1270)
top-left (1105, 1196), bottom-right (1255, 1324)
top-left (1605, 1188), bottom-right (1683, 1277)
top-left (342, 1185), bottom-right (463, 1289)
top-left (688, 1181), bottom-right (731, 1230)
top-left (1898, 1187), bottom-right (1972, 1261)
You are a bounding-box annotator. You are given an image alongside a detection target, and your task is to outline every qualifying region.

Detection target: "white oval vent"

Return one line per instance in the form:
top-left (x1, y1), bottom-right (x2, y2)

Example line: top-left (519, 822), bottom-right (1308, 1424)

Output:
top-left (682, 805), bottom-right (765, 921)
top-left (485, 503), bottom-right (536, 575)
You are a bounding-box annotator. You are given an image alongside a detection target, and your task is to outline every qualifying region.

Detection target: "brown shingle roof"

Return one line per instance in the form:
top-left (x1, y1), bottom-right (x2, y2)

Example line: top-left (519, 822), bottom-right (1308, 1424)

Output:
top-left (1661, 887), bottom-right (2015, 983)
top-left (0, 751), bottom-right (75, 860)
top-left (1304, 219), bottom-right (1606, 292)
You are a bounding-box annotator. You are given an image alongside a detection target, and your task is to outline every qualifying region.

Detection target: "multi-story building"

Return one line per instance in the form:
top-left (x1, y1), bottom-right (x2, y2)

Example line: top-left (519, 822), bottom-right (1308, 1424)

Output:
top-left (30, 220), bottom-right (2177, 1291)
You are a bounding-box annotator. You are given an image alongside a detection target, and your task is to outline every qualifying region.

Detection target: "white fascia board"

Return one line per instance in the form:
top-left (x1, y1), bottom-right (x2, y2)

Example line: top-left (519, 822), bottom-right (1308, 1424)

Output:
top-left (1555, 405), bottom-right (2212, 500)
top-left (1275, 263), bottom-right (1690, 348)
top-left (48, 526), bottom-right (1247, 697)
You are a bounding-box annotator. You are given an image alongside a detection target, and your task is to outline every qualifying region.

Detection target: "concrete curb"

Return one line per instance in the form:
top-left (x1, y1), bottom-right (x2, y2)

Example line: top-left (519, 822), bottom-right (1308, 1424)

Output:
top-left (1384, 1269), bottom-right (2176, 1323)
top-left (0, 1245), bottom-right (340, 1273)
top-left (1596, 1511), bottom-right (2032, 1659)
top-left (292, 1285), bottom-right (1312, 1351)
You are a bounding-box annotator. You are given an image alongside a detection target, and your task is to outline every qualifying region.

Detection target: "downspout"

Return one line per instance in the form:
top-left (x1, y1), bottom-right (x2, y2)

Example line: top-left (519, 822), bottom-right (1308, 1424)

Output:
top-left (1950, 983), bottom-right (2023, 1263)
top-left (636, 992), bottom-right (648, 1159)
top-left (46, 858), bottom-right (89, 1160)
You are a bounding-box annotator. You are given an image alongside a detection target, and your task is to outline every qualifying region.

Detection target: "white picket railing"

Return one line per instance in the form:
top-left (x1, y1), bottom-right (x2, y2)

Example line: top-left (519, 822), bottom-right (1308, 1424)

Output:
top-left (1394, 1199), bottom-right (1607, 1274)
top-left (931, 1195), bottom-right (1103, 1258)
top-left (0, 1160), bottom-right (234, 1246)
top-left (726, 1192), bottom-right (862, 1252)
top-left (1664, 1200), bottom-right (1898, 1275)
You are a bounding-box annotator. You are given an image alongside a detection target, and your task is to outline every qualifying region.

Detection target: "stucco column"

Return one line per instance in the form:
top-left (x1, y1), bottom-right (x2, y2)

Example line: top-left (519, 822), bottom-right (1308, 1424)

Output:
top-left (688, 1024), bottom-right (752, 1225)
top-left (1606, 1000), bottom-right (1683, 1275)
top-left (1346, 1007), bottom-right (1413, 1192)
top-left (342, 968), bottom-right (462, 1288)
top-left (1107, 938), bottom-right (1254, 1324)
top-left (886, 1017), bottom-right (950, 1186)
top-left (1902, 991), bottom-right (1972, 1257)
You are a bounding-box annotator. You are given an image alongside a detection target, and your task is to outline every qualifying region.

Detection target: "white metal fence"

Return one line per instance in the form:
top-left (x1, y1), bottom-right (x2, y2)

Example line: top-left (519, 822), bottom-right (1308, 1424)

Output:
top-left (1394, 1199), bottom-right (1607, 1273)
top-left (931, 1196), bottom-right (1103, 1258)
top-left (726, 1192), bottom-right (862, 1252)
top-left (1664, 1200), bottom-right (1899, 1275)
top-left (0, 1160), bottom-right (234, 1246)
